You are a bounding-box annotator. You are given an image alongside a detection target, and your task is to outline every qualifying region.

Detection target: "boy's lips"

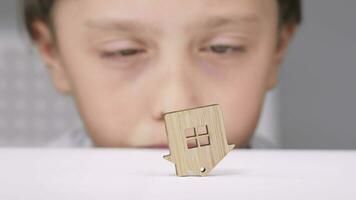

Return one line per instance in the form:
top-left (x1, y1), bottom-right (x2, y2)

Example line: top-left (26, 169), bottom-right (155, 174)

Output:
top-left (145, 143), bottom-right (168, 148)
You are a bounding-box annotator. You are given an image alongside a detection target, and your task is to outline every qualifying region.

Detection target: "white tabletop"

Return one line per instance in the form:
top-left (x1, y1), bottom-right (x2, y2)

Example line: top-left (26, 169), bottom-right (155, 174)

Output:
top-left (0, 149), bottom-right (355, 200)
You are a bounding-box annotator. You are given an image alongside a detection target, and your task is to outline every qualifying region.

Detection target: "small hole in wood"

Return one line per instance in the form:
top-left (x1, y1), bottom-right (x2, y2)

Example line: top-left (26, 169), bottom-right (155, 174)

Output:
top-left (197, 125), bottom-right (208, 136)
top-left (199, 136), bottom-right (210, 147)
top-left (187, 138), bottom-right (198, 149)
top-left (200, 167), bottom-right (206, 173)
top-left (184, 127), bottom-right (196, 138)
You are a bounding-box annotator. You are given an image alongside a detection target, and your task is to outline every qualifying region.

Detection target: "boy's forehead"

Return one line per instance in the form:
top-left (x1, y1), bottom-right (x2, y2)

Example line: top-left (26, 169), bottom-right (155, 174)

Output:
top-left (73, 0), bottom-right (275, 30)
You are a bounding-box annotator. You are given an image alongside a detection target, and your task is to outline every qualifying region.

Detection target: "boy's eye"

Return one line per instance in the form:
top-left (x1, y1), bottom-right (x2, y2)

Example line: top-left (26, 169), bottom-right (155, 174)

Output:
top-left (102, 48), bottom-right (146, 58)
top-left (200, 45), bottom-right (245, 55)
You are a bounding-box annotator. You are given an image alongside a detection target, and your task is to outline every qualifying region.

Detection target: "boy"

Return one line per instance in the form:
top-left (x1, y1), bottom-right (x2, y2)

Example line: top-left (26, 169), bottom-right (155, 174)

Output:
top-left (23, 0), bottom-right (302, 148)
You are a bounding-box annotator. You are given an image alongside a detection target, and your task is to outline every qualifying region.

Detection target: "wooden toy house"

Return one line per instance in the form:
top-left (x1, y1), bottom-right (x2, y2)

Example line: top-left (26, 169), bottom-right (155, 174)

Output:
top-left (163, 104), bottom-right (235, 176)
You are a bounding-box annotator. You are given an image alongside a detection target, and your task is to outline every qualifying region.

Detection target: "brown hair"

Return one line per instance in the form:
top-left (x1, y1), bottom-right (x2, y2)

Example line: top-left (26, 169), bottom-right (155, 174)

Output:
top-left (23, 0), bottom-right (302, 40)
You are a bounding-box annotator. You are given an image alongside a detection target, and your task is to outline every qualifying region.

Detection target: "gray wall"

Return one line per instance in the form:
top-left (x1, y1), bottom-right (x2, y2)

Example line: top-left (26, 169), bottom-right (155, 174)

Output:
top-left (0, 0), bottom-right (355, 148)
top-left (0, 0), bottom-right (19, 34)
top-left (279, 0), bottom-right (356, 149)
top-left (0, 1), bottom-right (81, 147)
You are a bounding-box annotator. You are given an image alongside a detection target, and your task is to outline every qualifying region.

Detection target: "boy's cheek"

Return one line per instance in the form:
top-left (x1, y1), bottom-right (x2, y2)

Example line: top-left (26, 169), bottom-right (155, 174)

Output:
top-left (210, 62), bottom-right (270, 146)
top-left (67, 75), bottom-right (164, 146)
top-left (222, 93), bottom-right (265, 147)
top-left (73, 96), bottom-right (148, 147)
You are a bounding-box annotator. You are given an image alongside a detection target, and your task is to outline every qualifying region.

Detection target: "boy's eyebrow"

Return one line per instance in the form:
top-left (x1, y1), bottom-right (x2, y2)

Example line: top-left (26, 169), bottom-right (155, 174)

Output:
top-left (188, 14), bottom-right (260, 31)
top-left (85, 19), bottom-right (161, 35)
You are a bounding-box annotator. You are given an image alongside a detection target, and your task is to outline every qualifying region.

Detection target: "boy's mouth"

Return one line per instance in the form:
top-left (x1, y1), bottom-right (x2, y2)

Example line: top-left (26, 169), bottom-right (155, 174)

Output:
top-left (144, 143), bottom-right (168, 149)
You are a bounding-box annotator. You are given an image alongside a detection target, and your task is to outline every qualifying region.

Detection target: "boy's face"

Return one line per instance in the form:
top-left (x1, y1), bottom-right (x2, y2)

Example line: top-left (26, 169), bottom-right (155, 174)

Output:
top-left (38, 0), bottom-right (290, 147)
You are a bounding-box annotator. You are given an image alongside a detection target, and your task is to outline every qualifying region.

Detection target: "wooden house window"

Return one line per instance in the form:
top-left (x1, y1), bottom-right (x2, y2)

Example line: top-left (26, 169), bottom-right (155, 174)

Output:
top-left (184, 125), bottom-right (210, 149)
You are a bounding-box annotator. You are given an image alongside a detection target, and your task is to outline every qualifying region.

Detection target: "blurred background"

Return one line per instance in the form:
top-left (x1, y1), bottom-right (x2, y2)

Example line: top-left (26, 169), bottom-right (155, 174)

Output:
top-left (0, 0), bottom-right (355, 148)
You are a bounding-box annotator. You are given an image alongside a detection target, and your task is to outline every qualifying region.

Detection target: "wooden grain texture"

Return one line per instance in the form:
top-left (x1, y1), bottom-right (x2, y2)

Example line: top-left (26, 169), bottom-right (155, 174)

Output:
top-left (163, 104), bottom-right (235, 176)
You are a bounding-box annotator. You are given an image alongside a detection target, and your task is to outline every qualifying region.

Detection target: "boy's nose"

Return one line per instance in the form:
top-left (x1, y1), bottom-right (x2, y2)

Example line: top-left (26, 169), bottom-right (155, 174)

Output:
top-left (152, 65), bottom-right (199, 121)
top-left (150, 39), bottom-right (202, 121)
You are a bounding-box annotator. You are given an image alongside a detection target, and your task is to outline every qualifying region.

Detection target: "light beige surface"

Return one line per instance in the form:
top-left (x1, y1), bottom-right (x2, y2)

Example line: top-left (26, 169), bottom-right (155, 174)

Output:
top-left (1, 149), bottom-right (355, 200)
